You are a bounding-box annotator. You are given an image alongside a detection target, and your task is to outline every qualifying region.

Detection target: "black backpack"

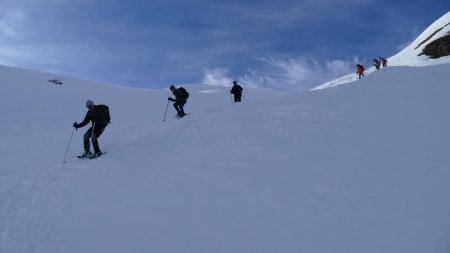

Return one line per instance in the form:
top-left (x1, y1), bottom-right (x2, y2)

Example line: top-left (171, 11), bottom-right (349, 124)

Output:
top-left (97, 104), bottom-right (111, 123)
top-left (179, 87), bottom-right (189, 99)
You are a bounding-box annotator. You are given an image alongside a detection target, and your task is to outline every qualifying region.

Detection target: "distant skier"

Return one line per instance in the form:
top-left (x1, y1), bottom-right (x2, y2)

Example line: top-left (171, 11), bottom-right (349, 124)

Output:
top-left (379, 57), bottom-right (388, 68)
top-left (73, 100), bottom-right (110, 158)
top-left (356, 64), bottom-right (365, 79)
top-left (230, 81), bottom-right (243, 103)
top-left (373, 58), bottom-right (381, 70)
top-left (168, 85), bottom-right (189, 118)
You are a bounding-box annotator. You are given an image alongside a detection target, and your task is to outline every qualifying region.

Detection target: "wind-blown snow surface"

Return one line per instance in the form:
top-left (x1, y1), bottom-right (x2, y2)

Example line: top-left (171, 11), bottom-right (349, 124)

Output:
top-left (1, 63), bottom-right (450, 253)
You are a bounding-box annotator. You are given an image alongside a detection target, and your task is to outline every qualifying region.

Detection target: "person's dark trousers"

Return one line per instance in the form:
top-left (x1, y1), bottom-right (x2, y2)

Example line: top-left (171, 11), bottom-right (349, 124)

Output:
top-left (83, 124), bottom-right (106, 153)
top-left (234, 94), bottom-right (242, 102)
top-left (173, 100), bottom-right (187, 115)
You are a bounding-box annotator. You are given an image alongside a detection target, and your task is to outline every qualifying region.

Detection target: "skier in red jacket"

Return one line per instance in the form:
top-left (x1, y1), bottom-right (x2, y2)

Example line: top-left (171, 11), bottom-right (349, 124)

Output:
top-left (356, 64), bottom-right (365, 79)
top-left (379, 57), bottom-right (388, 68)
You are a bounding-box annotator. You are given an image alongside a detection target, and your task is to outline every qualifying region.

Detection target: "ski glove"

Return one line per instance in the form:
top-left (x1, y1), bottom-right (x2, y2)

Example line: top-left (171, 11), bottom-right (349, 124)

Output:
top-left (73, 122), bottom-right (79, 129)
top-left (168, 97), bottom-right (175, 102)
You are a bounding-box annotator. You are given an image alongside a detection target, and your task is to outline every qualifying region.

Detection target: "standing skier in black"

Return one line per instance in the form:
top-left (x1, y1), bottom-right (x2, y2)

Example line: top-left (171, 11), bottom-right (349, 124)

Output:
top-left (168, 85), bottom-right (189, 118)
top-left (73, 100), bottom-right (110, 158)
top-left (230, 81), bottom-right (243, 103)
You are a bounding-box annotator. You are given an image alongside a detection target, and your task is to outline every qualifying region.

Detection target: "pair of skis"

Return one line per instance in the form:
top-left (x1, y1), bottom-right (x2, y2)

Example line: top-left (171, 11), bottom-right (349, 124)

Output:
top-left (77, 152), bottom-right (107, 159)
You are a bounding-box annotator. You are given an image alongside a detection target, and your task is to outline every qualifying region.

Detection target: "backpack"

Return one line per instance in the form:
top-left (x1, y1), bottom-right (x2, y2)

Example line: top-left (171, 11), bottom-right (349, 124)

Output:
top-left (97, 104), bottom-right (111, 123)
top-left (179, 87), bottom-right (189, 99)
top-left (232, 84), bottom-right (242, 94)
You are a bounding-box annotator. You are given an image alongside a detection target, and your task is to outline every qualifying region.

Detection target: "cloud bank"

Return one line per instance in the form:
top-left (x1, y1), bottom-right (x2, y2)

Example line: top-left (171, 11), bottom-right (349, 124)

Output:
top-left (0, 1), bottom-right (447, 89)
top-left (202, 56), bottom-right (359, 91)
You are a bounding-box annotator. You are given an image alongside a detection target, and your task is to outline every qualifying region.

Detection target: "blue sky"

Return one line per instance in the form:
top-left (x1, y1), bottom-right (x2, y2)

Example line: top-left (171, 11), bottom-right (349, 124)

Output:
top-left (0, 0), bottom-right (448, 90)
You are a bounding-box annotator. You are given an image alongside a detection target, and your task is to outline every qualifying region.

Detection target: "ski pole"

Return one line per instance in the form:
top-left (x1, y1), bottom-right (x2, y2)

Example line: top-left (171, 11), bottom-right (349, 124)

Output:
top-left (162, 100), bottom-right (170, 122)
top-left (63, 127), bottom-right (76, 163)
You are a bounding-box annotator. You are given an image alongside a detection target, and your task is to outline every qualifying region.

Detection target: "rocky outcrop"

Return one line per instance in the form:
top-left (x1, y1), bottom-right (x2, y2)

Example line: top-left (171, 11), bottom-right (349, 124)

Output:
top-left (418, 22), bottom-right (450, 59)
top-left (419, 32), bottom-right (450, 58)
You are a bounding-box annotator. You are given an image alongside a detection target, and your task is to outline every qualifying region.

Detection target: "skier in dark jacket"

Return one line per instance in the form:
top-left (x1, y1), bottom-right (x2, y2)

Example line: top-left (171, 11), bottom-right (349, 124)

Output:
top-left (73, 100), bottom-right (109, 157)
top-left (168, 85), bottom-right (188, 117)
top-left (230, 81), bottom-right (243, 103)
top-left (373, 58), bottom-right (381, 70)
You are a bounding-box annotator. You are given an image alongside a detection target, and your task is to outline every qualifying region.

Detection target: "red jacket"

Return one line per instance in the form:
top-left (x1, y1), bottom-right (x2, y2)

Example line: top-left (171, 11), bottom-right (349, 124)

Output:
top-left (356, 64), bottom-right (364, 74)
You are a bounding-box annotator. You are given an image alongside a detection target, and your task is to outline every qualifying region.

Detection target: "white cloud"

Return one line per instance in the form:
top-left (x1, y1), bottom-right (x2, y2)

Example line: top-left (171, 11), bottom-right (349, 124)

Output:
top-left (0, 8), bottom-right (26, 40)
top-left (201, 68), bottom-right (233, 87)
top-left (0, 46), bottom-right (34, 66)
top-left (0, 23), bottom-right (19, 39)
top-left (326, 59), bottom-right (349, 73)
top-left (202, 56), bottom-right (356, 91)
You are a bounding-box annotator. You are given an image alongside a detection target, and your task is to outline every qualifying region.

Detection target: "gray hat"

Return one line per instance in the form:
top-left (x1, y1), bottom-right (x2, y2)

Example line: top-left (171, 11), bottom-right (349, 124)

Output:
top-left (86, 100), bottom-right (95, 107)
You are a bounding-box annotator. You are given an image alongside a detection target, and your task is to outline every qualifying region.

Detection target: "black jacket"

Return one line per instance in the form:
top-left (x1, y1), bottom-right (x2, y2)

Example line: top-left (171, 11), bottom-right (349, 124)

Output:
top-left (77, 105), bottom-right (109, 128)
top-left (230, 84), bottom-right (243, 95)
top-left (171, 88), bottom-right (188, 103)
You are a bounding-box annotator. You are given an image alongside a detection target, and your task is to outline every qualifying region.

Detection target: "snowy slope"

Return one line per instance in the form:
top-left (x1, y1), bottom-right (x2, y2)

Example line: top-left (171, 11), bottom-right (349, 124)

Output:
top-left (313, 11), bottom-right (450, 90)
top-left (1, 60), bottom-right (450, 253)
